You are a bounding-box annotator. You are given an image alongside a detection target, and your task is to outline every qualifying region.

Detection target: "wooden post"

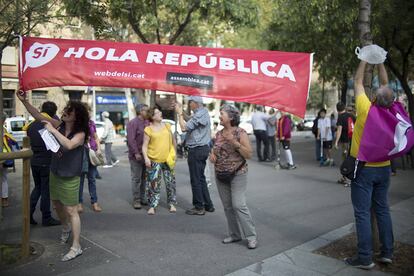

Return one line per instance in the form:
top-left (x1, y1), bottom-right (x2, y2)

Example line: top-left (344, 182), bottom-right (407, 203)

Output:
top-left (21, 137), bottom-right (31, 258)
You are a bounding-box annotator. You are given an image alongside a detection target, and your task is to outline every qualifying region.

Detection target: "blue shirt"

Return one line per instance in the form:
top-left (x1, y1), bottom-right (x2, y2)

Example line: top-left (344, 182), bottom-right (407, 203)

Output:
top-left (185, 107), bottom-right (211, 148)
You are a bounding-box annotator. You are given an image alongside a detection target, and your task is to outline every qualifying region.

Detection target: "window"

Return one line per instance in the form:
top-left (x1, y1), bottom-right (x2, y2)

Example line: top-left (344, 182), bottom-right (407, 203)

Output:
top-left (32, 91), bottom-right (48, 109)
top-left (3, 90), bottom-right (15, 117)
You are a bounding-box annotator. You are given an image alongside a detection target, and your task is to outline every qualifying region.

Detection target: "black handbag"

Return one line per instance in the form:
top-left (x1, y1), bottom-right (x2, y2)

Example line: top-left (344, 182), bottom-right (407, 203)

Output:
top-left (340, 155), bottom-right (365, 181)
top-left (216, 160), bottom-right (246, 184)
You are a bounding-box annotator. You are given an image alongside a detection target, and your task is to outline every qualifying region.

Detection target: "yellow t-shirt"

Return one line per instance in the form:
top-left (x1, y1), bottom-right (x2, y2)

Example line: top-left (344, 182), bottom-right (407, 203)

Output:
top-left (350, 93), bottom-right (390, 167)
top-left (144, 123), bottom-right (172, 163)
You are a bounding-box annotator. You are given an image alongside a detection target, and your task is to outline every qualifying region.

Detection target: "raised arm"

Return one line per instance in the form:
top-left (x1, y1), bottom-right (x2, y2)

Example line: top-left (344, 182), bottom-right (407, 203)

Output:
top-left (378, 63), bottom-right (388, 86)
top-left (354, 61), bottom-right (367, 98)
top-left (17, 91), bottom-right (60, 128)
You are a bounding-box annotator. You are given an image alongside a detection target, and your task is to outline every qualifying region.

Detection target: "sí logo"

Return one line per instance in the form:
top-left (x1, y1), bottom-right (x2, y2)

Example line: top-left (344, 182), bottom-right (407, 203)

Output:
top-left (23, 43), bottom-right (60, 72)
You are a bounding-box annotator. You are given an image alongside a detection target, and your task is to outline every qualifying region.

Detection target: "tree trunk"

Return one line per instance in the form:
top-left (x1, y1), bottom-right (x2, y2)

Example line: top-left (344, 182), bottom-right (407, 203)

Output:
top-left (358, 0), bottom-right (380, 253)
top-left (401, 81), bottom-right (414, 124)
top-left (358, 0), bottom-right (374, 99)
top-left (340, 72), bottom-right (348, 105)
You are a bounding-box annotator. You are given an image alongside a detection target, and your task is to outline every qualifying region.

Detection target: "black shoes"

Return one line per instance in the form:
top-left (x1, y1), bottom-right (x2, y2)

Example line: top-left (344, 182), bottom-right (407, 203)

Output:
top-left (205, 206), bottom-right (215, 212)
top-left (42, 217), bottom-right (61, 227)
top-left (185, 208), bottom-right (205, 215)
top-left (344, 257), bottom-right (375, 270)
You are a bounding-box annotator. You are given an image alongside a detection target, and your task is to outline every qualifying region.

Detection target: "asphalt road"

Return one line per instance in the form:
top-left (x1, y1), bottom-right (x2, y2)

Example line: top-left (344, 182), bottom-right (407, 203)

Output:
top-left (2, 133), bottom-right (414, 275)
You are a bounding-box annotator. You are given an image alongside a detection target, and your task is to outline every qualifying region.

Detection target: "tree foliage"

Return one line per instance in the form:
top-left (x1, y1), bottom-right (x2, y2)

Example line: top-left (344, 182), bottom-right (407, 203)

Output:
top-left (62, 0), bottom-right (258, 46)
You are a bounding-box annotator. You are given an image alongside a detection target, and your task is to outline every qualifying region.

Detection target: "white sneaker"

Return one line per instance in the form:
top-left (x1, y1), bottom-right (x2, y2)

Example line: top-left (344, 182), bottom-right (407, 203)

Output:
top-left (113, 160), bottom-right (120, 166)
top-left (103, 165), bottom-right (113, 168)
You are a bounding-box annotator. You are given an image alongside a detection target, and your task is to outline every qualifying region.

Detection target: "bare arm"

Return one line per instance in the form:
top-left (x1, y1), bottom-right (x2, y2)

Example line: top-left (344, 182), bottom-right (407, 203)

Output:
top-left (334, 125), bottom-right (342, 146)
top-left (17, 91), bottom-right (60, 128)
top-left (235, 132), bottom-right (253, 159)
top-left (354, 61), bottom-right (367, 97)
top-left (378, 63), bottom-right (388, 86)
top-left (142, 133), bottom-right (151, 167)
top-left (44, 121), bottom-right (85, 150)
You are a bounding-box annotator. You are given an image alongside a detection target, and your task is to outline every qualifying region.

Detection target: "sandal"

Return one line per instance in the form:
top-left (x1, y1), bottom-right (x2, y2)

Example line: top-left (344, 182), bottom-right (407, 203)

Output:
top-left (337, 178), bottom-right (347, 184)
top-left (61, 246), bottom-right (82, 262)
top-left (60, 228), bottom-right (71, 244)
top-left (169, 205), bottom-right (177, 213)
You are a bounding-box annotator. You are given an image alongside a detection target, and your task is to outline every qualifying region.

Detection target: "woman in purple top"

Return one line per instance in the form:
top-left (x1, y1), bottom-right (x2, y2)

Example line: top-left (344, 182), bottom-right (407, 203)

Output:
top-left (78, 111), bottom-right (103, 213)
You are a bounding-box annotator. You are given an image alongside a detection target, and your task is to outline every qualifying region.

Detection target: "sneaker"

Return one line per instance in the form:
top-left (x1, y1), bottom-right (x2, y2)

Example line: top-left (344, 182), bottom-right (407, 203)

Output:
top-left (205, 206), bottom-right (215, 212)
top-left (222, 237), bottom-right (241, 244)
top-left (133, 201), bottom-right (142, 209)
top-left (113, 160), bottom-right (120, 166)
top-left (247, 239), bottom-right (258, 249)
top-left (377, 255), bottom-right (393, 264)
top-left (344, 257), bottom-right (375, 270)
top-left (287, 164), bottom-right (297, 170)
top-left (185, 208), bottom-right (205, 216)
top-left (42, 217), bottom-right (61, 227)
top-left (102, 165), bottom-right (113, 168)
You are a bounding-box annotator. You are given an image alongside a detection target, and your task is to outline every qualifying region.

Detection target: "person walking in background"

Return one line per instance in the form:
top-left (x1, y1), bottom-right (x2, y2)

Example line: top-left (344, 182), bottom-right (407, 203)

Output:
top-left (277, 112), bottom-right (296, 169)
top-left (78, 110), bottom-right (103, 213)
top-left (334, 102), bottom-right (355, 186)
top-left (317, 109), bottom-right (334, 166)
top-left (251, 106), bottom-right (270, 162)
top-left (312, 110), bottom-right (323, 161)
top-left (1, 126), bottom-right (18, 208)
top-left (26, 101), bottom-right (61, 226)
top-left (210, 105), bottom-right (257, 249)
top-left (101, 111), bottom-right (119, 168)
top-left (142, 108), bottom-right (177, 215)
top-left (175, 96), bottom-right (214, 216)
top-left (127, 103), bottom-right (149, 209)
top-left (330, 113), bottom-right (337, 141)
top-left (267, 109), bottom-right (277, 161)
top-left (17, 91), bottom-right (89, 262)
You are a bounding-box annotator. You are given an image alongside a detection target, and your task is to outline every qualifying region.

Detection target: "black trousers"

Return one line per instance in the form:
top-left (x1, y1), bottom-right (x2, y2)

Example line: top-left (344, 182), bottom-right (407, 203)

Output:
top-left (187, 145), bottom-right (213, 210)
top-left (254, 130), bottom-right (269, 161)
top-left (30, 165), bottom-right (52, 222)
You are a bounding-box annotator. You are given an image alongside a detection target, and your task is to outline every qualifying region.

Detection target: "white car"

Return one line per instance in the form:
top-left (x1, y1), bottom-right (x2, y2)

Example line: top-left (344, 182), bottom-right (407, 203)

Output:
top-left (94, 121), bottom-right (105, 140)
top-left (4, 117), bottom-right (28, 145)
top-left (239, 117), bottom-right (253, 135)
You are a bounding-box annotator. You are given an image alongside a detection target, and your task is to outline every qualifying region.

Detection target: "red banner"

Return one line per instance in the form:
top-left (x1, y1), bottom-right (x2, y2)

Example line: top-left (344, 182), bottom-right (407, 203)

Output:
top-left (19, 36), bottom-right (313, 117)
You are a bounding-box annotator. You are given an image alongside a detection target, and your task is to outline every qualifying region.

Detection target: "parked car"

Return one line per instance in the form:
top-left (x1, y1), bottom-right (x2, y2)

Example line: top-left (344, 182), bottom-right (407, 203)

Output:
top-left (4, 117), bottom-right (27, 145)
top-left (239, 117), bottom-right (253, 135)
top-left (297, 115), bottom-right (316, 131)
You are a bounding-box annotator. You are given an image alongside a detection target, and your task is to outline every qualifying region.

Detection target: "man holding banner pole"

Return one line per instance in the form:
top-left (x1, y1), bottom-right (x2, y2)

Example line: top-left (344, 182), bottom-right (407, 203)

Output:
top-left (175, 96), bottom-right (214, 216)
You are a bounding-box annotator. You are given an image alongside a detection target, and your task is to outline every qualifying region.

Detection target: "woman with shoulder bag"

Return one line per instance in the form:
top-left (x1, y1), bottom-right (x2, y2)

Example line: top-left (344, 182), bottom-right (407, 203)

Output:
top-left (210, 105), bottom-right (258, 249)
top-left (78, 106), bottom-right (103, 213)
top-left (142, 107), bottom-right (177, 215)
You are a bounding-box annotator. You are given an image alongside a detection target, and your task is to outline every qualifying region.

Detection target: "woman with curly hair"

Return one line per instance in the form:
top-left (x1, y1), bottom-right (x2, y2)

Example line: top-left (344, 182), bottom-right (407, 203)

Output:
top-left (210, 104), bottom-right (258, 249)
top-left (17, 91), bottom-right (89, 261)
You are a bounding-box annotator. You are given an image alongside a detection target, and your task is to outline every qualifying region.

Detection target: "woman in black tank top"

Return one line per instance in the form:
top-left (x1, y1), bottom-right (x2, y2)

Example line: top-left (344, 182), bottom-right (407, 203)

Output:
top-left (17, 91), bottom-right (89, 262)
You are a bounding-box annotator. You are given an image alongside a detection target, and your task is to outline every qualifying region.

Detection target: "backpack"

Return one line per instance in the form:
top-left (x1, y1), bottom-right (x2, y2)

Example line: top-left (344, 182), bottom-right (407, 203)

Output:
top-left (347, 116), bottom-right (355, 139)
top-left (3, 132), bottom-right (20, 167)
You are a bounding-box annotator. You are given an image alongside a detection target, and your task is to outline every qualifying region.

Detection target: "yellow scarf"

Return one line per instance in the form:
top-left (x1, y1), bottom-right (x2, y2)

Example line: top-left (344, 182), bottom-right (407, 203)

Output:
top-left (22, 112), bottom-right (52, 131)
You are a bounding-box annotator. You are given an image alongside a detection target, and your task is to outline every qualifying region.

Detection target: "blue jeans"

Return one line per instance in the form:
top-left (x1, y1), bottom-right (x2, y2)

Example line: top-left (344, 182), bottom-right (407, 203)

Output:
top-left (30, 165), bottom-right (52, 222)
top-left (351, 166), bottom-right (394, 263)
top-left (79, 162), bottom-right (98, 204)
top-left (187, 145), bottom-right (213, 210)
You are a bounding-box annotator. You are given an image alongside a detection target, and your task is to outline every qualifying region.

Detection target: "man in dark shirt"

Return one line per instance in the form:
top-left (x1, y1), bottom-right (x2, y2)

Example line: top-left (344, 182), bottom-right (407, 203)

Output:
top-left (27, 101), bottom-right (61, 226)
top-left (334, 102), bottom-right (356, 186)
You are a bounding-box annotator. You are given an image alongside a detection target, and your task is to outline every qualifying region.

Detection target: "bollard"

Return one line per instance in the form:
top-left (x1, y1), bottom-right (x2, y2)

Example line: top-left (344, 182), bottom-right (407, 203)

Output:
top-left (21, 137), bottom-right (31, 258)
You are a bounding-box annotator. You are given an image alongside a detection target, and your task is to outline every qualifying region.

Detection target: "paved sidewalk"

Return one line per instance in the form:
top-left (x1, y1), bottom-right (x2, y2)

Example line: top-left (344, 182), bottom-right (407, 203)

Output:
top-left (227, 196), bottom-right (414, 276)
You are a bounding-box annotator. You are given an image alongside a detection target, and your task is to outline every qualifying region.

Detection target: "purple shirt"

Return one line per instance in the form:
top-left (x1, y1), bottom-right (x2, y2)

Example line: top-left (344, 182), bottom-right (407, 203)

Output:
top-left (127, 116), bottom-right (148, 160)
top-left (89, 120), bottom-right (98, 151)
